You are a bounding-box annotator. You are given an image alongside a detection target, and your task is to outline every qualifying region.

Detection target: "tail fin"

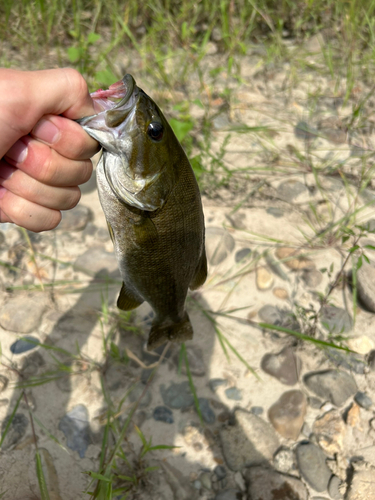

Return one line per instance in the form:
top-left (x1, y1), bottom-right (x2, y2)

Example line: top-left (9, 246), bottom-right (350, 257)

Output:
top-left (147, 313), bottom-right (194, 351)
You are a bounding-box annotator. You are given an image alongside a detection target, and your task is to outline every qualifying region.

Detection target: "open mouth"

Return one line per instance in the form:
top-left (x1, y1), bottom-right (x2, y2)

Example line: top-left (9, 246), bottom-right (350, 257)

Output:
top-left (90, 74), bottom-right (136, 112)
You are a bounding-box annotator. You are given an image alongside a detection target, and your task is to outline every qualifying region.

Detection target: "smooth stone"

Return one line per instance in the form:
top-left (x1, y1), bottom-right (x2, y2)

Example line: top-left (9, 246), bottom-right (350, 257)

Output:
top-left (224, 387), bottom-right (242, 401)
top-left (58, 404), bottom-right (91, 458)
top-left (128, 382), bottom-right (152, 408)
top-left (266, 207), bottom-right (284, 218)
top-left (273, 287), bottom-right (288, 299)
top-left (296, 441), bottom-right (331, 492)
top-left (320, 306), bottom-right (352, 333)
top-left (277, 180), bottom-right (309, 202)
top-left (10, 336), bottom-right (40, 354)
top-left (0, 296), bottom-right (47, 333)
top-left (209, 378), bottom-right (228, 392)
top-left (250, 406), bottom-right (264, 416)
top-left (193, 480), bottom-right (201, 490)
top-left (294, 120), bottom-right (318, 139)
top-left (160, 381), bottom-right (194, 409)
top-left (82, 222), bottom-right (97, 237)
top-left (275, 247), bottom-right (315, 270)
top-left (308, 396), bottom-right (323, 409)
top-left (268, 390), bottom-right (307, 440)
top-left (328, 475), bottom-right (343, 500)
top-left (258, 305), bottom-right (282, 325)
top-left (368, 350), bottom-right (375, 371)
top-left (57, 204), bottom-right (92, 231)
top-left (0, 375), bottom-right (9, 392)
top-left (261, 346), bottom-right (302, 386)
top-left (197, 398), bottom-right (215, 424)
top-left (220, 410), bottom-right (279, 471)
top-left (243, 466), bottom-right (308, 500)
top-left (256, 266), bottom-right (274, 290)
top-left (0, 413), bottom-right (29, 450)
top-left (273, 447), bottom-right (297, 474)
top-left (346, 402), bottom-right (361, 428)
top-left (302, 269), bottom-right (323, 287)
top-left (304, 370), bottom-right (357, 406)
top-left (235, 248), bottom-right (251, 263)
top-left (313, 410), bottom-right (346, 456)
top-left (205, 227), bottom-right (235, 265)
top-left (214, 489), bottom-right (242, 500)
top-left (175, 345), bottom-right (206, 376)
top-left (153, 406), bottom-right (174, 424)
top-left (325, 348), bottom-right (366, 374)
top-left (73, 247), bottom-right (119, 276)
top-left (21, 351), bottom-right (45, 377)
top-left (347, 336), bottom-right (375, 354)
top-left (200, 472), bottom-right (212, 490)
top-left (354, 391), bottom-right (372, 410)
top-left (345, 468), bottom-right (375, 499)
top-left (356, 261), bottom-right (375, 311)
top-left (214, 465), bottom-right (227, 479)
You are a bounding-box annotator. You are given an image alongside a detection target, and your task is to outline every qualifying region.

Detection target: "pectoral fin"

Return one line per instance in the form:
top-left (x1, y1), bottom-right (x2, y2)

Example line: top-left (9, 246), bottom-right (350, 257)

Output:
top-left (117, 282), bottom-right (144, 311)
top-left (189, 248), bottom-right (207, 290)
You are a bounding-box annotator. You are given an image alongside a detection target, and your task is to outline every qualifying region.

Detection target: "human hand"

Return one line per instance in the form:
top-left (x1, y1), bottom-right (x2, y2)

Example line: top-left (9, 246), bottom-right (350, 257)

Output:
top-left (0, 68), bottom-right (100, 232)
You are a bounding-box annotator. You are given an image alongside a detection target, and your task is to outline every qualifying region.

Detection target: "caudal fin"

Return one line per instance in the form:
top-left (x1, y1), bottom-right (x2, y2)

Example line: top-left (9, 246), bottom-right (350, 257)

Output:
top-left (147, 313), bottom-right (194, 351)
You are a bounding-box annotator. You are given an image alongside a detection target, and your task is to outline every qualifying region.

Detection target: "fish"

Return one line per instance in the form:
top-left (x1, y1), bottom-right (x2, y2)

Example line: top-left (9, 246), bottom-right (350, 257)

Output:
top-left (77, 74), bottom-right (207, 351)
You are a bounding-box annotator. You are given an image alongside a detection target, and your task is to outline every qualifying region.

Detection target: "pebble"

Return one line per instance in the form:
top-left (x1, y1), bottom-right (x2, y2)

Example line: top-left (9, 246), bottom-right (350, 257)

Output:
top-left (220, 410), bottom-right (279, 471)
top-left (294, 120), bottom-right (318, 140)
top-left (200, 472), bottom-right (212, 490)
top-left (328, 475), bottom-right (343, 500)
top-left (346, 402), bottom-right (361, 428)
top-left (20, 351), bottom-right (45, 377)
top-left (266, 207), bottom-right (284, 218)
top-left (275, 247), bottom-right (315, 270)
top-left (209, 378), bottom-right (228, 392)
top-left (175, 345), bottom-right (206, 376)
top-left (345, 467), bottom-right (375, 499)
top-left (58, 404), bottom-right (91, 458)
top-left (296, 441), bottom-right (331, 492)
top-left (258, 305), bottom-right (282, 325)
top-left (308, 396), bottom-right (323, 409)
top-left (277, 180), bottom-right (309, 203)
top-left (235, 248), bottom-right (251, 263)
top-left (313, 410), bottom-right (346, 456)
top-left (325, 348), bottom-right (366, 375)
top-left (347, 335), bottom-right (375, 354)
top-left (128, 382), bottom-right (152, 408)
top-left (225, 387), bottom-right (243, 401)
top-left (261, 346), bottom-right (302, 385)
top-left (268, 390), bottom-right (307, 440)
top-left (10, 336), bottom-right (40, 354)
top-left (354, 391), bottom-right (372, 410)
top-left (302, 269), bottom-right (323, 287)
top-left (197, 398), bottom-right (216, 424)
top-left (303, 369), bottom-right (357, 406)
top-left (153, 406), bottom-right (174, 424)
top-left (0, 413), bottom-right (29, 450)
top-left (193, 480), bottom-right (202, 490)
top-left (205, 227), bottom-right (235, 265)
top-left (356, 261), bottom-right (375, 311)
top-left (256, 266), bottom-right (274, 290)
top-left (320, 306), bottom-right (352, 333)
top-left (368, 349), bottom-right (375, 371)
top-left (273, 287), bottom-right (288, 299)
top-left (0, 375), bottom-right (9, 392)
top-left (214, 490), bottom-right (242, 500)
top-left (243, 465), bottom-right (308, 500)
top-left (74, 247), bottom-right (119, 276)
top-left (160, 381), bottom-right (194, 409)
top-left (57, 204), bottom-right (92, 231)
top-left (214, 465), bottom-right (227, 479)
top-left (0, 296), bottom-right (47, 334)
top-left (273, 447), bottom-right (297, 474)
top-left (250, 406), bottom-right (263, 415)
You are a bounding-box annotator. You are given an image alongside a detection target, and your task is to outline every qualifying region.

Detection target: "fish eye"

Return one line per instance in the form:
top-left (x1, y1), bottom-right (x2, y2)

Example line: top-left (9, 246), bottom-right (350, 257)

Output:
top-left (147, 122), bottom-right (164, 142)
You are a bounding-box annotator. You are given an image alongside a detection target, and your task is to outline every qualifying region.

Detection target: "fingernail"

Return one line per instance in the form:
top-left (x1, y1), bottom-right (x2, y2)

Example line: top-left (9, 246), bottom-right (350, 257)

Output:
top-left (32, 118), bottom-right (60, 144)
top-left (0, 187), bottom-right (7, 199)
top-left (5, 140), bottom-right (28, 164)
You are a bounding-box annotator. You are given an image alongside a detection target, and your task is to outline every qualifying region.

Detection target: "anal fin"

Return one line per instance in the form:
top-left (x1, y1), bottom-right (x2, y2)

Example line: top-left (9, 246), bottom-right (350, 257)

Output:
top-left (189, 248), bottom-right (208, 290)
top-left (147, 313), bottom-right (194, 351)
top-left (117, 282), bottom-right (144, 311)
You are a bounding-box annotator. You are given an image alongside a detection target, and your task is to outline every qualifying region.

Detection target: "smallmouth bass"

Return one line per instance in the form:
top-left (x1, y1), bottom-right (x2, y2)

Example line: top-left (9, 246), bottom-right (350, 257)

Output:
top-left (77, 74), bottom-right (207, 351)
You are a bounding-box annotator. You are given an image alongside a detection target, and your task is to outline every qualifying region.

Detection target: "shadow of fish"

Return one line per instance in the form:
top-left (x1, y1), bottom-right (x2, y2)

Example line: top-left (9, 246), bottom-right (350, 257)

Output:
top-left (77, 74), bottom-right (207, 351)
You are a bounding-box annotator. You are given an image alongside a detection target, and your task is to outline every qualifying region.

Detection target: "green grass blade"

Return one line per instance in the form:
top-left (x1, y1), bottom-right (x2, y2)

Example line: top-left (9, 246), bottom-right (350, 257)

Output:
top-left (0, 390), bottom-right (23, 449)
top-left (35, 451), bottom-right (51, 500)
top-left (182, 343), bottom-right (203, 425)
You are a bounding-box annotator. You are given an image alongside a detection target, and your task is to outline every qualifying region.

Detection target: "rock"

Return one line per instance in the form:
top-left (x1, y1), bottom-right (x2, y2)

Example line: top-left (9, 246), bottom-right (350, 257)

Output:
top-left (317, 117), bottom-right (347, 145)
top-left (328, 475), bottom-right (343, 500)
top-left (313, 410), bottom-right (346, 455)
top-left (175, 345), bottom-right (206, 376)
top-left (356, 261), bottom-right (375, 311)
top-left (0, 375), bottom-right (9, 392)
top-left (74, 247), bottom-right (119, 276)
top-left (10, 336), bottom-right (40, 354)
top-left (197, 398), bottom-right (215, 424)
top-left (193, 480), bottom-right (201, 490)
top-left (129, 382), bottom-right (152, 408)
top-left (209, 378), bottom-right (228, 392)
top-left (346, 402), bottom-right (361, 427)
top-left (320, 306), bottom-right (352, 333)
top-left (235, 248), bottom-right (251, 263)
top-left (308, 397), bottom-right (323, 409)
top-left (268, 390), bottom-right (307, 440)
top-left (296, 441), bottom-right (331, 492)
top-left (273, 287), bottom-right (288, 299)
top-left (304, 33), bottom-right (325, 52)
top-left (368, 350), bottom-right (375, 371)
top-left (258, 305), bottom-right (282, 325)
top-left (0, 413), bottom-right (29, 450)
top-left (160, 460), bottom-right (196, 500)
top-left (160, 381), bottom-right (194, 409)
top-left (220, 409), bottom-right (279, 471)
top-left (325, 348), bottom-right (366, 374)
top-left (243, 465), bottom-right (308, 500)
top-left (205, 227), bottom-right (235, 265)
top-left (153, 406), bottom-right (174, 424)
top-left (275, 247), bottom-right (315, 271)
top-left (21, 351), bottom-right (45, 377)
top-left (273, 447), bottom-right (297, 475)
top-left (214, 465), bottom-right (227, 479)
top-left (199, 472), bottom-right (212, 490)
top-left (261, 346), bottom-right (302, 385)
top-left (214, 490), bottom-right (242, 500)
top-left (348, 336), bottom-right (375, 354)
top-left (256, 266), bottom-right (274, 290)
top-left (266, 207), bottom-right (284, 218)
top-left (303, 370), bottom-right (357, 406)
top-left (0, 296), bottom-right (47, 333)
top-left (294, 120), bottom-right (318, 140)
top-left (250, 406), bottom-right (264, 415)
top-left (58, 204), bottom-right (92, 231)
top-left (58, 404), bottom-right (91, 458)
top-left (345, 467), bottom-right (375, 499)
top-left (302, 269), bottom-right (323, 287)
top-left (277, 180), bottom-right (309, 203)
top-left (354, 391), bottom-right (372, 410)
top-left (225, 387), bottom-right (242, 401)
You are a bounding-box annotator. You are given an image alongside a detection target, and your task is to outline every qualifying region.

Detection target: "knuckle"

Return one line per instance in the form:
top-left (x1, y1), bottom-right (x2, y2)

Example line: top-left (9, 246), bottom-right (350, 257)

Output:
top-left (64, 187), bottom-right (81, 209)
top-left (80, 160), bottom-right (93, 184)
top-left (62, 68), bottom-right (89, 102)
